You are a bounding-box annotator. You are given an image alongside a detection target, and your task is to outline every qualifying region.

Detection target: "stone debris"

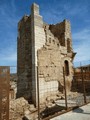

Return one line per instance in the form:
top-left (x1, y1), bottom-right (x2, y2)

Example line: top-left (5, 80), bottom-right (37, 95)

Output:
top-left (67, 92), bottom-right (79, 99)
top-left (9, 92), bottom-right (84, 120)
top-left (9, 97), bottom-right (37, 120)
top-left (23, 113), bottom-right (38, 120)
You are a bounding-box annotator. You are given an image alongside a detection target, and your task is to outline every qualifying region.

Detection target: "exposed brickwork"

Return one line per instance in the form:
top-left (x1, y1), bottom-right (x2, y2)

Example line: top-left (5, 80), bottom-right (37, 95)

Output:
top-left (17, 3), bottom-right (75, 105)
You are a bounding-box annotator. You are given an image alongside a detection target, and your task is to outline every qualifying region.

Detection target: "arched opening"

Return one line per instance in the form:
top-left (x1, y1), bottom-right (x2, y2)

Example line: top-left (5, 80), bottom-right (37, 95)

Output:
top-left (64, 60), bottom-right (69, 76)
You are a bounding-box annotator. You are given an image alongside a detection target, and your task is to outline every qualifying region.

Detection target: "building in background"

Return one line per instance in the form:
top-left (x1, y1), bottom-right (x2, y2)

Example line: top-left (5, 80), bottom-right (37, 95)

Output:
top-left (17, 3), bottom-right (75, 105)
top-left (75, 64), bottom-right (90, 72)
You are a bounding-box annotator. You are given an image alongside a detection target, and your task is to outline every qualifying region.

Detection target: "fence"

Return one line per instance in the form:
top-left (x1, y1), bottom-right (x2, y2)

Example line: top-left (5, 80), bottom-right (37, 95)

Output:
top-left (1, 64), bottom-right (90, 120)
top-left (37, 63), bottom-right (90, 120)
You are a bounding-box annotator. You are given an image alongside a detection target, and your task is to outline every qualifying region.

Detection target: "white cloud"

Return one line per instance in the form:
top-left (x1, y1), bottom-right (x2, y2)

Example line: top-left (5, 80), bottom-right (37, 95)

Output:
top-left (73, 28), bottom-right (90, 64)
top-left (63, 2), bottom-right (88, 17)
top-left (0, 0), bottom-right (19, 28)
top-left (0, 0), bottom-right (18, 66)
top-left (1, 52), bottom-right (17, 61)
top-left (0, 0), bottom-right (89, 67)
top-left (41, 2), bottom-right (88, 24)
top-left (0, 46), bottom-right (17, 61)
top-left (73, 29), bottom-right (90, 40)
top-left (74, 43), bottom-right (90, 62)
top-left (68, 6), bottom-right (87, 16)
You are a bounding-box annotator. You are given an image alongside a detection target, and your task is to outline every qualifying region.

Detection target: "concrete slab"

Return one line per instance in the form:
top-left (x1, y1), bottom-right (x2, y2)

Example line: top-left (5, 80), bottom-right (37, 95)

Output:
top-left (51, 103), bottom-right (90, 120)
top-left (55, 100), bottom-right (77, 107)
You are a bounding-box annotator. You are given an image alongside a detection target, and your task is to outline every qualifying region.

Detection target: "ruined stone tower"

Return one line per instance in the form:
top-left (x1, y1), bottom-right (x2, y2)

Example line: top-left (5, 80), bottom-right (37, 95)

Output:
top-left (17, 3), bottom-right (75, 105)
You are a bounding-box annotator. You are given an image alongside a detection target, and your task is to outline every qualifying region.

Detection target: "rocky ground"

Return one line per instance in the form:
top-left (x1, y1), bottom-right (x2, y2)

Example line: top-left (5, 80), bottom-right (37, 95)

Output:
top-left (9, 97), bottom-right (38, 120)
top-left (9, 92), bottom-right (90, 120)
top-left (67, 92), bottom-right (90, 106)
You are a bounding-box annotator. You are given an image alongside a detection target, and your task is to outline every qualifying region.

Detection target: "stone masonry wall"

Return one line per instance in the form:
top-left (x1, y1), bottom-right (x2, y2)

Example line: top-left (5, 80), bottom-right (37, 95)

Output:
top-left (31, 3), bottom-right (46, 104)
top-left (37, 24), bottom-right (73, 103)
top-left (17, 15), bottom-right (32, 100)
top-left (17, 3), bottom-right (75, 106)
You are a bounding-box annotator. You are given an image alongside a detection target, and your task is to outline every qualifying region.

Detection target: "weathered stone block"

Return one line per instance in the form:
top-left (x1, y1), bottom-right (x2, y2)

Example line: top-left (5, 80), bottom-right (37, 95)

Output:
top-left (17, 3), bottom-right (75, 106)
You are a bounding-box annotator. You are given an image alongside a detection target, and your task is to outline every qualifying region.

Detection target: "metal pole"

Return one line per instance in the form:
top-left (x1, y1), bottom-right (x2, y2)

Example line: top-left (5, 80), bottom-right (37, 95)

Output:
top-left (81, 67), bottom-right (86, 103)
top-left (88, 64), bottom-right (90, 80)
top-left (74, 68), bottom-right (78, 90)
top-left (85, 68), bottom-right (87, 80)
top-left (37, 66), bottom-right (40, 120)
top-left (63, 67), bottom-right (68, 110)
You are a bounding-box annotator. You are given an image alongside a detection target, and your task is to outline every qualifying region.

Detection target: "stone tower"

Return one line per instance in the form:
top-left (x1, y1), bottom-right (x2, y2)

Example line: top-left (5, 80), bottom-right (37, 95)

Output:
top-left (17, 3), bottom-right (75, 105)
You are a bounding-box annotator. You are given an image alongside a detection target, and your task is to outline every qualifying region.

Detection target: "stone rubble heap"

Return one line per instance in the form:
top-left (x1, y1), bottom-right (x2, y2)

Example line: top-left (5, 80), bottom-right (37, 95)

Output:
top-left (9, 92), bottom-right (79, 120)
top-left (9, 97), bottom-right (37, 120)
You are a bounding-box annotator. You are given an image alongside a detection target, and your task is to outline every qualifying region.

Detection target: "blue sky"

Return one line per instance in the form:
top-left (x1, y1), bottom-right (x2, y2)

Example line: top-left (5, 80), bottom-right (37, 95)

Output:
top-left (0, 0), bottom-right (90, 66)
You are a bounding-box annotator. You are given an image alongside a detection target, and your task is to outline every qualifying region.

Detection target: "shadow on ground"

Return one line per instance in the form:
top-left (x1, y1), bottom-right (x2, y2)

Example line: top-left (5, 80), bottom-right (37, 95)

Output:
top-left (73, 107), bottom-right (90, 115)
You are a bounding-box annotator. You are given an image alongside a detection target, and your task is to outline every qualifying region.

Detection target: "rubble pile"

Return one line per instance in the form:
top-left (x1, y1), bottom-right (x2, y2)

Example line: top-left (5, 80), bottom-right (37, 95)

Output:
top-left (9, 92), bottom-right (80, 120)
top-left (9, 97), bottom-right (37, 120)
